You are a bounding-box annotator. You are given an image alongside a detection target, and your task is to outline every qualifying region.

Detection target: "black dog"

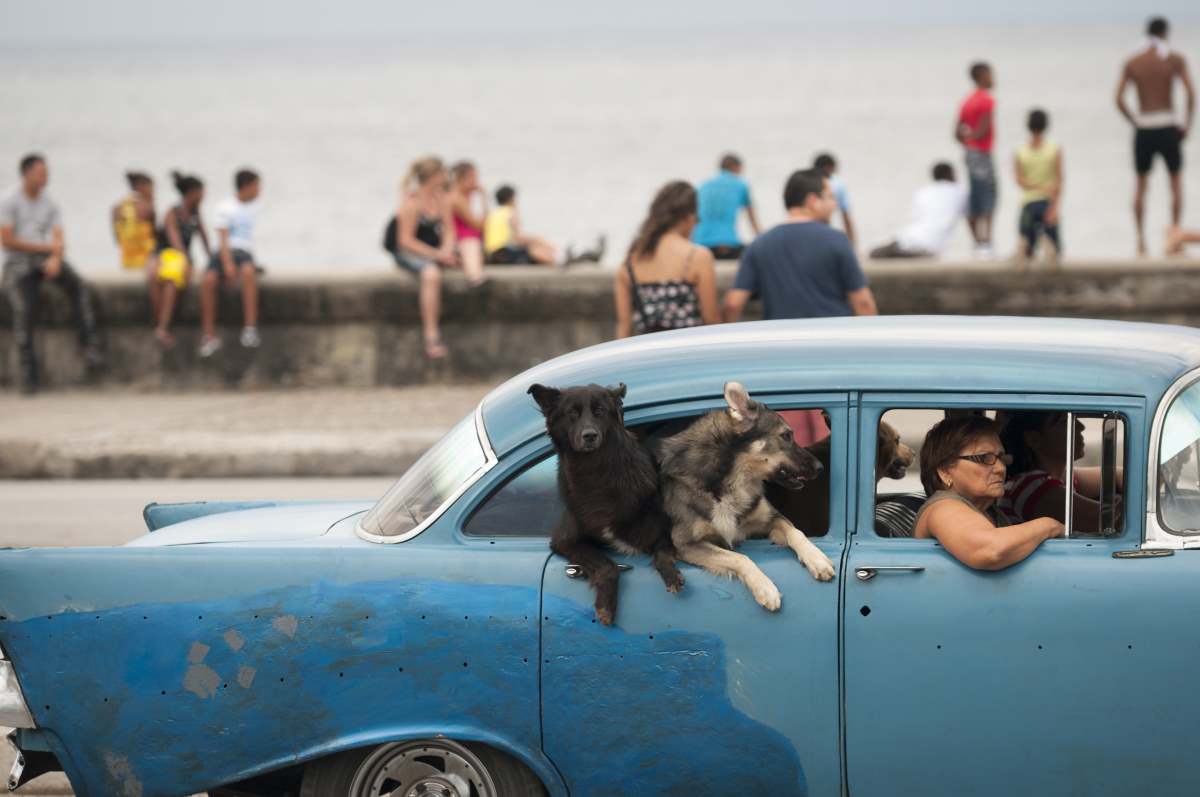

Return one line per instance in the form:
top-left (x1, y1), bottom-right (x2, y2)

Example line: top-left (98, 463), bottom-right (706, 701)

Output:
top-left (528, 382), bottom-right (683, 625)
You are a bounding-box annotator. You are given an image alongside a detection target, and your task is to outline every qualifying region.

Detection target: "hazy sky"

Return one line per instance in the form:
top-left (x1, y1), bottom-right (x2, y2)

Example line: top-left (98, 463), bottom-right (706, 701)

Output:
top-left (4, 0), bottom-right (1199, 44)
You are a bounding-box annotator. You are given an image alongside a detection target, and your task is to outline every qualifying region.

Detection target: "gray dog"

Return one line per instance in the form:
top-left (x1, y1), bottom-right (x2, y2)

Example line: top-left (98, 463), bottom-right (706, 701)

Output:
top-left (656, 382), bottom-right (837, 611)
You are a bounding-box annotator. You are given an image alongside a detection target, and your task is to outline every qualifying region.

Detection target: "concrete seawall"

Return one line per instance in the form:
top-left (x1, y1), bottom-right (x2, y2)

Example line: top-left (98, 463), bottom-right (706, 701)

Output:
top-left (4, 260), bottom-right (1199, 390)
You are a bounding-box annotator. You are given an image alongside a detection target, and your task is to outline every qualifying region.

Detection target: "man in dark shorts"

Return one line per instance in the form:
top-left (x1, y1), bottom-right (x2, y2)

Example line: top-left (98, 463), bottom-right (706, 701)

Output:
top-left (955, 61), bottom-right (997, 258)
top-left (1116, 16), bottom-right (1195, 255)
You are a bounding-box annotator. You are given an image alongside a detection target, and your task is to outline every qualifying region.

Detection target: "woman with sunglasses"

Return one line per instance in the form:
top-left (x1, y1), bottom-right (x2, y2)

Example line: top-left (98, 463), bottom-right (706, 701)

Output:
top-left (912, 414), bottom-right (1064, 570)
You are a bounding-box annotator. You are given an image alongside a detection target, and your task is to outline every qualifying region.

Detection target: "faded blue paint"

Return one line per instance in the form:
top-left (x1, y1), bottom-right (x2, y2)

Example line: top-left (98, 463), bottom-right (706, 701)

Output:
top-left (481, 317), bottom-right (1200, 457)
top-left (0, 545), bottom-right (552, 797)
top-left (541, 537), bottom-right (847, 797)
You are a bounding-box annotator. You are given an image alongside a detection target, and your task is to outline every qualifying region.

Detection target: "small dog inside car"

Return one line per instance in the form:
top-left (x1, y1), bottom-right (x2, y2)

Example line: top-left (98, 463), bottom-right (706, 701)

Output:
top-left (656, 382), bottom-right (836, 611)
top-left (529, 382), bottom-right (683, 626)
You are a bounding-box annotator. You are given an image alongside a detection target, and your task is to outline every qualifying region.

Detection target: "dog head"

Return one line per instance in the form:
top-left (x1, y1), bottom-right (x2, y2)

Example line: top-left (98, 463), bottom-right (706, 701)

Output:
top-left (724, 381), bottom-right (823, 489)
top-left (529, 382), bottom-right (627, 454)
top-left (877, 420), bottom-right (915, 481)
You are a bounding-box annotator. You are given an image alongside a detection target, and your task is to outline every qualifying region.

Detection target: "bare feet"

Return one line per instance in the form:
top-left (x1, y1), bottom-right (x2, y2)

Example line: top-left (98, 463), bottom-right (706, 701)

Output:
top-left (1137, 234), bottom-right (1148, 257)
top-left (154, 327), bottom-right (175, 349)
top-left (1166, 225), bottom-right (1186, 256)
top-left (424, 336), bottom-right (449, 359)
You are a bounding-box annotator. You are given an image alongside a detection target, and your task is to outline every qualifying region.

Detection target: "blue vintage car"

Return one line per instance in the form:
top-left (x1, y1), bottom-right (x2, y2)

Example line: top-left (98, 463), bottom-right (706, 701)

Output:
top-left (5, 316), bottom-right (1200, 797)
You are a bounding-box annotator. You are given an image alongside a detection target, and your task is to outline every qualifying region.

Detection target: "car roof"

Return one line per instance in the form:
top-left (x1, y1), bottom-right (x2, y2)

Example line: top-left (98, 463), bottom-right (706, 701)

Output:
top-left (481, 316), bottom-right (1200, 457)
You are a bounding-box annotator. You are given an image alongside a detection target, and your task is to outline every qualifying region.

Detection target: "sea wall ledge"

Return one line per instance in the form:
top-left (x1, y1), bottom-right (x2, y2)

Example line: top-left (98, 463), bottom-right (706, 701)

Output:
top-left (3, 260), bottom-right (1199, 390)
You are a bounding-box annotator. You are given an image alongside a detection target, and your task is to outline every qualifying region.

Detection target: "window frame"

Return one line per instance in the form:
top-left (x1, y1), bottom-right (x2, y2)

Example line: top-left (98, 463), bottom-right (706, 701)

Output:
top-left (1147, 367), bottom-right (1200, 546)
top-left (858, 392), bottom-right (1143, 543)
top-left (455, 391), bottom-right (851, 541)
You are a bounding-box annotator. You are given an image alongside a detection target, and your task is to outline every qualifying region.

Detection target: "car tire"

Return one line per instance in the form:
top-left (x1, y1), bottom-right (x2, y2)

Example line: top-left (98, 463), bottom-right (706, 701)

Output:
top-left (300, 738), bottom-right (547, 797)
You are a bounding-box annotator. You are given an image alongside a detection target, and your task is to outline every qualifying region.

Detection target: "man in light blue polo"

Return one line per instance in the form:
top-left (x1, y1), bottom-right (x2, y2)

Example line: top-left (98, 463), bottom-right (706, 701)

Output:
top-left (692, 153), bottom-right (760, 259)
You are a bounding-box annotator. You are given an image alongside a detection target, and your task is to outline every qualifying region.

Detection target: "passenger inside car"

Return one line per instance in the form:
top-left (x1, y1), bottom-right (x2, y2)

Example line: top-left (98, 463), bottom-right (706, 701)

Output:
top-left (997, 411), bottom-right (1124, 532)
top-left (912, 414), bottom-right (1065, 570)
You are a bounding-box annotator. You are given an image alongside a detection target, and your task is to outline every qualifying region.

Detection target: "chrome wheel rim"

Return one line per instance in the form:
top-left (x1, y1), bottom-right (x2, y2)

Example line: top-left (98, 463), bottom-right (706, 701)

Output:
top-left (350, 740), bottom-right (497, 797)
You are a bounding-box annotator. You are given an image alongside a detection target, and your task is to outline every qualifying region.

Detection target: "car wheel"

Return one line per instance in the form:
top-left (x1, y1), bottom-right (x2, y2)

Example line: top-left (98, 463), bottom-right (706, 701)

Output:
top-left (300, 738), bottom-right (547, 797)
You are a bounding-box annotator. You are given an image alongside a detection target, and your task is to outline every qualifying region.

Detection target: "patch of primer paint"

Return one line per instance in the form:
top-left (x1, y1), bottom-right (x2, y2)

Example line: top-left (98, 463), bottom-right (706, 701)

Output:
top-left (186, 641), bottom-right (210, 664)
top-left (104, 753), bottom-right (144, 797)
top-left (236, 665), bottom-right (257, 689)
top-left (223, 628), bottom-right (245, 651)
top-left (182, 663), bottom-right (221, 699)
top-left (271, 614), bottom-right (298, 638)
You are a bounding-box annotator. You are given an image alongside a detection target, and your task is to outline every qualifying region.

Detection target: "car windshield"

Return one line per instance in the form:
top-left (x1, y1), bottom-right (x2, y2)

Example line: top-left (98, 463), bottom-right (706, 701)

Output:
top-left (360, 411), bottom-right (489, 539)
top-left (1158, 379), bottom-right (1200, 533)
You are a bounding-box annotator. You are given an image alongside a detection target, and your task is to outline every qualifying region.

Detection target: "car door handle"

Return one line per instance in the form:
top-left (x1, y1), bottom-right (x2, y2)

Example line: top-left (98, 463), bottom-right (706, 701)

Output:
top-left (855, 565), bottom-right (925, 581)
top-left (565, 563), bottom-right (633, 579)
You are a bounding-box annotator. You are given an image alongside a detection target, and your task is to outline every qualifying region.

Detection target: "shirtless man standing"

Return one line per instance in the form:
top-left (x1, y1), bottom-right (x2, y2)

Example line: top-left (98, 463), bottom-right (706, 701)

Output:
top-left (1116, 16), bottom-right (1195, 255)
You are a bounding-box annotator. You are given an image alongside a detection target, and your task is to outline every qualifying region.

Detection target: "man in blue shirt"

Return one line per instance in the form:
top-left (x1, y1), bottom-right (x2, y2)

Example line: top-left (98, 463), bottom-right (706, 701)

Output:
top-left (724, 168), bottom-right (877, 321)
top-left (692, 153), bottom-right (760, 259)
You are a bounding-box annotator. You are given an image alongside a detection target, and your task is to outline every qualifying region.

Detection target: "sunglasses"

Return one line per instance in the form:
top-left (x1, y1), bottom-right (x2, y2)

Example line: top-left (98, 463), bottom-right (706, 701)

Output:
top-left (956, 452), bottom-right (1013, 467)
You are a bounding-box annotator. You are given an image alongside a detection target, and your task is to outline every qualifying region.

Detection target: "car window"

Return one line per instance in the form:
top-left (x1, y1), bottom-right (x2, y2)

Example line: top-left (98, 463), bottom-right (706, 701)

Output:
top-left (464, 455), bottom-right (562, 536)
top-left (361, 412), bottom-right (489, 539)
top-left (1158, 379), bottom-right (1200, 533)
top-left (463, 405), bottom-right (836, 538)
top-left (874, 408), bottom-right (1125, 538)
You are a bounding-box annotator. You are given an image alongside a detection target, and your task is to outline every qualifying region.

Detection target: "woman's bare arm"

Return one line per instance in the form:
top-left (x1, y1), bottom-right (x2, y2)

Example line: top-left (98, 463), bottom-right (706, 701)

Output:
top-left (925, 500), bottom-right (1063, 571)
top-left (613, 269), bottom-right (633, 339)
top-left (691, 249), bottom-right (722, 325)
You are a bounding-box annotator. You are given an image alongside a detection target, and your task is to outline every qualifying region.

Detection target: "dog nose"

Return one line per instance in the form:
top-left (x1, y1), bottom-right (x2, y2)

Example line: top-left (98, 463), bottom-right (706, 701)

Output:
top-left (581, 429), bottom-right (599, 445)
top-left (811, 459), bottom-right (823, 475)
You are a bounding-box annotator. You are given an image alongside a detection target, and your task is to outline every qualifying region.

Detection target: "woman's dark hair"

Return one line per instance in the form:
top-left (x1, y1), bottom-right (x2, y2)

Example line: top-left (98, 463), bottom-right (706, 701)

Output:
top-left (627, 180), bottom-right (697, 261)
top-left (1027, 108), bottom-right (1049, 133)
top-left (171, 171), bottom-right (203, 196)
top-left (783, 168), bottom-right (826, 209)
top-left (1148, 17), bottom-right (1168, 37)
top-left (125, 171), bottom-right (152, 189)
top-left (999, 411), bottom-right (1060, 475)
top-left (919, 414), bottom-right (1001, 496)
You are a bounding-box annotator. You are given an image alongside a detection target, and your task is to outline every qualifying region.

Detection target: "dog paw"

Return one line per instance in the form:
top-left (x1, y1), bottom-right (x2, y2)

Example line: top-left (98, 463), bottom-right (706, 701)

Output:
top-left (801, 550), bottom-right (837, 581)
top-left (662, 571), bottom-right (685, 593)
top-left (594, 607), bottom-right (614, 626)
top-left (748, 575), bottom-right (782, 611)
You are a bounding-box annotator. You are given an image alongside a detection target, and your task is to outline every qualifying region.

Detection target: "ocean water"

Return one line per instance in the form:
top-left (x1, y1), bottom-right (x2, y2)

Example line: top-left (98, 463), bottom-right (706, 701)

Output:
top-left (2, 23), bottom-right (1197, 276)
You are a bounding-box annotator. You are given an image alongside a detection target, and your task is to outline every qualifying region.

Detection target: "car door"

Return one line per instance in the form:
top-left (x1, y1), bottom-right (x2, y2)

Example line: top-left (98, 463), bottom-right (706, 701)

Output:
top-left (841, 392), bottom-right (1197, 796)
top-left (540, 393), bottom-right (849, 797)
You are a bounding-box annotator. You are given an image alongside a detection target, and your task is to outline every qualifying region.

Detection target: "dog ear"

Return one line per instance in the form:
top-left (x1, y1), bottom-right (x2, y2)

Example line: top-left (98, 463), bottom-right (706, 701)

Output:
top-left (528, 384), bottom-right (561, 415)
top-left (820, 410), bottom-right (832, 430)
top-left (606, 383), bottom-right (627, 401)
top-left (723, 381), bottom-right (759, 430)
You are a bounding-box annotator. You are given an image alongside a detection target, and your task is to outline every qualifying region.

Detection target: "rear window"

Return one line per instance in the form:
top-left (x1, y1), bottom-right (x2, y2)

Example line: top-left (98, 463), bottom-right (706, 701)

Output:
top-left (360, 412), bottom-right (489, 540)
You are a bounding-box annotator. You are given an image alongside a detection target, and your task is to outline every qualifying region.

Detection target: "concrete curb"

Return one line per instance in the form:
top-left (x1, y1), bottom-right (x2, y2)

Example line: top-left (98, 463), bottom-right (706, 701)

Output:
top-left (0, 441), bottom-right (427, 479)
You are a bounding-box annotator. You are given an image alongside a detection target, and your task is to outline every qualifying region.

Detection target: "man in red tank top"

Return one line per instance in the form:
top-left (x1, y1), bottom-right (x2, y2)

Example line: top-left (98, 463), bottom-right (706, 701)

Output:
top-left (955, 61), bottom-right (997, 258)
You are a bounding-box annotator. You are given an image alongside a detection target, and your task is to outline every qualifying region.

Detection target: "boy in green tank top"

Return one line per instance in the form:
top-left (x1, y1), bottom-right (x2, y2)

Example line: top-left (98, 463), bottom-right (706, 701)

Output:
top-left (1013, 108), bottom-right (1063, 268)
